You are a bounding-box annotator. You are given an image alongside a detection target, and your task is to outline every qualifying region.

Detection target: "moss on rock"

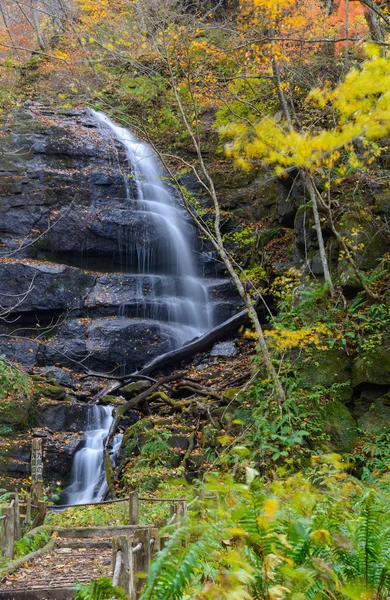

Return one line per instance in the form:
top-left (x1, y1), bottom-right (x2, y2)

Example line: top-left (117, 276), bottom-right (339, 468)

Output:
top-left (351, 340), bottom-right (390, 388)
top-left (315, 400), bottom-right (359, 453)
top-left (299, 349), bottom-right (352, 395)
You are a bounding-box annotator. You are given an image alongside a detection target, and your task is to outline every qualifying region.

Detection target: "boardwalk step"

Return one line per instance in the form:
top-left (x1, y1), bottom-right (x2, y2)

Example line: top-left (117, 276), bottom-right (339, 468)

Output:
top-left (0, 590), bottom-right (74, 599)
top-left (56, 525), bottom-right (152, 539)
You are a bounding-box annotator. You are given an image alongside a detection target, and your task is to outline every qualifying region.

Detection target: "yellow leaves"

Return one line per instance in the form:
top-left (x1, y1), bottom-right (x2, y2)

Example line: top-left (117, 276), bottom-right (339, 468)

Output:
top-left (257, 498), bottom-right (279, 528)
top-left (52, 50), bottom-right (69, 61)
top-left (310, 529), bottom-right (331, 544)
top-left (225, 52), bottom-right (390, 175)
top-left (265, 323), bottom-right (331, 351)
top-left (264, 498), bottom-right (279, 519)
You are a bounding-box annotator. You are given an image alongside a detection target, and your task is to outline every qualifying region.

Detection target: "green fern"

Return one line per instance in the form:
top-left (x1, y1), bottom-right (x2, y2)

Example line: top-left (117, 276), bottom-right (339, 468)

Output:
top-left (73, 577), bottom-right (127, 600)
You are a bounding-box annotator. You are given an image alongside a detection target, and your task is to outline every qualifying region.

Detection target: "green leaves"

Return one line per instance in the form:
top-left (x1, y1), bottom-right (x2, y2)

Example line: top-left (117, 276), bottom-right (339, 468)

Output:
top-left (74, 577), bottom-right (127, 600)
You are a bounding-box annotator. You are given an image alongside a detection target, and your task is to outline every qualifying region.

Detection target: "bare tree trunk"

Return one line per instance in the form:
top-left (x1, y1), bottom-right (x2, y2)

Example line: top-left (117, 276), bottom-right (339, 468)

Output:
top-left (164, 55), bottom-right (286, 405)
top-left (304, 173), bottom-right (335, 297)
top-left (345, 0), bottom-right (350, 72)
top-left (270, 58), bottom-right (335, 297)
top-left (31, 0), bottom-right (47, 50)
top-left (365, 7), bottom-right (386, 55)
top-left (327, 207), bottom-right (379, 300)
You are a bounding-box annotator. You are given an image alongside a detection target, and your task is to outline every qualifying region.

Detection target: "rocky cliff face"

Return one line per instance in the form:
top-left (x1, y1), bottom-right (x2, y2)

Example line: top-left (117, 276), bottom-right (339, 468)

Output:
top-left (0, 106), bottom-right (241, 374)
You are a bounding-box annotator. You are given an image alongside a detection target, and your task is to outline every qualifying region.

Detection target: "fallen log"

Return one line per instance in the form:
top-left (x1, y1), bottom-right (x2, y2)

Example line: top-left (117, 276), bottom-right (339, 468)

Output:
top-left (90, 308), bottom-right (249, 404)
top-left (137, 308), bottom-right (249, 376)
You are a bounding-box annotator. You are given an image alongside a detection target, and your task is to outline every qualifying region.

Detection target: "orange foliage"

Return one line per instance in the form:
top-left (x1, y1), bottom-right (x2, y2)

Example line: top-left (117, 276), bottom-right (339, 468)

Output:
top-left (329, 0), bottom-right (368, 53)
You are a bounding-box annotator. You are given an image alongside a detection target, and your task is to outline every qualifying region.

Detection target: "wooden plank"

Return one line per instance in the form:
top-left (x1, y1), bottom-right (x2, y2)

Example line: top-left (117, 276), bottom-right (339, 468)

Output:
top-left (56, 525), bottom-right (153, 539)
top-left (0, 589), bottom-right (74, 599)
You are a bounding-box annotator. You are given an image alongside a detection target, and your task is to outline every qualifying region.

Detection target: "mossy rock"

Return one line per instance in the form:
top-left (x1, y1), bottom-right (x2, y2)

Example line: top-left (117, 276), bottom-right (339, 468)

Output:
top-left (33, 383), bottom-right (66, 401)
top-left (374, 189), bottom-right (390, 217)
top-left (299, 349), bottom-right (352, 393)
top-left (351, 341), bottom-right (390, 388)
top-left (315, 400), bottom-right (358, 453)
top-left (0, 390), bottom-right (33, 425)
top-left (100, 395), bottom-right (125, 406)
top-left (338, 214), bottom-right (388, 271)
top-left (121, 380), bottom-right (151, 399)
top-left (356, 397), bottom-right (390, 435)
top-left (337, 260), bottom-right (365, 293)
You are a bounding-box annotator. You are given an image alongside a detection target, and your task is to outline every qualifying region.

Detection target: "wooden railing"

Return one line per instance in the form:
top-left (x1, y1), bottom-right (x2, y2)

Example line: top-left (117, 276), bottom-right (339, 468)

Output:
top-left (47, 492), bottom-right (187, 598)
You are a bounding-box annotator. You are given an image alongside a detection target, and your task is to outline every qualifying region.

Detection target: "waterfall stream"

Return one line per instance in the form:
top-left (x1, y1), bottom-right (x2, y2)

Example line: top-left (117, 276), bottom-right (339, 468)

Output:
top-left (63, 406), bottom-right (122, 504)
top-left (64, 112), bottom-right (215, 504)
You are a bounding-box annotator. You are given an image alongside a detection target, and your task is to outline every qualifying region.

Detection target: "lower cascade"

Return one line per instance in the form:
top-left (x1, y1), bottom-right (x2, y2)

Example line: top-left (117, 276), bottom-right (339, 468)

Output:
top-left (63, 406), bottom-right (122, 505)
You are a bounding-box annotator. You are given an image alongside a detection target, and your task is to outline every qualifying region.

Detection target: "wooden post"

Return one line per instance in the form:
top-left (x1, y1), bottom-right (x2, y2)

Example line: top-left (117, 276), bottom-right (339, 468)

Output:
top-left (24, 497), bottom-right (32, 525)
top-left (13, 494), bottom-right (21, 542)
top-left (150, 527), bottom-right (160, 556)
top-left (0, 507), bottom-right (15, 559)
top-left (32, 500), bottom-right (46, 528)
top-left (133, 528), bottom-right (151, 598)
top-left (31, 438), bottom-right (44, 502)
top-left (112, 535), bottom-right (136, 600)
top-left (177, 500), bottom-right (187, 526)
top-left (129, 492), bottom-right (139, 525)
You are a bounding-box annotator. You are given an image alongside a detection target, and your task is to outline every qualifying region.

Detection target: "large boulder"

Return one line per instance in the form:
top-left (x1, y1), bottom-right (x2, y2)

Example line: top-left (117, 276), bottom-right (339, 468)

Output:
top-left (337, 214), bottom-right (388, 271)
top-left (351, 389), bottom-right (390, 435)
top-left (315, 400), bottom-right (359, 453)
top-left (351, 339), bottom-right (390, 388)
top-left (39, 317), bottom-right (174, 373)
top-left (35, 402), bottom-right (90, 432)
top-left (0, 259), bottom-right (95, 315)
top-left (299, 349), bottom-right (352, 399)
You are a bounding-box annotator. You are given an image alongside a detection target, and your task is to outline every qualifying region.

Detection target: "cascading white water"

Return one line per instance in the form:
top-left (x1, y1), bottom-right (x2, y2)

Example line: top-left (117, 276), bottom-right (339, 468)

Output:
top-left (90, 109), bottom-right (214, 344)
top-left (63, 405), bottom-right (122, 504)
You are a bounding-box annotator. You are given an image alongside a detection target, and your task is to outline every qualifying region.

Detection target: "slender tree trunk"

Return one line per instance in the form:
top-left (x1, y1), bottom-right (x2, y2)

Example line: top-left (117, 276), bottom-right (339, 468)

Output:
top-left (31, 0), bottom-right (47, 50)
top-left (327, 208), bottom-right (379, 300)
top-left (270, 58), bottom-right (335, 297)
top-left (345, 0), bottom-right (350, 72)
top-left (165, 56), bottom-right (286, 405)
top-left (304, 173), bottom-right (335, 297)
top-left (364, 7), bottom-right (386, 55)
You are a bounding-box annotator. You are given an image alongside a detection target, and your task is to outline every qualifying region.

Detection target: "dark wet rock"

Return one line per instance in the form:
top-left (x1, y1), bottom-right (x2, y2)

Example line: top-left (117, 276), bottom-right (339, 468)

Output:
top-left (0, 437), bottom-right (31, 478)
top-left (210, 341), bottom-right (238, 358)
top-left (43, 432), bottom-right (83, 479)
top-left (0, 260), bottom-right (95, 315)
top-left (39, 317), bottom-right (173, 373)
top-left (36, 402), bottom-right (90, 432)
top-left (168, 435), bottom-right (189, 451)
top-left (0, 337), bottom-right (40, 366)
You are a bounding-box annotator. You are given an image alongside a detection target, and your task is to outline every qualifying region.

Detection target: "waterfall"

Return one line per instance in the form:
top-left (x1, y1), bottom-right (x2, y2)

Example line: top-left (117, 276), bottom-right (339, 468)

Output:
top-left (63, 405), bottom-right (122, 505)
top-left (64, 112), bottom-right (216, 504)
top-left (90, 110), bottom-right (214, 347)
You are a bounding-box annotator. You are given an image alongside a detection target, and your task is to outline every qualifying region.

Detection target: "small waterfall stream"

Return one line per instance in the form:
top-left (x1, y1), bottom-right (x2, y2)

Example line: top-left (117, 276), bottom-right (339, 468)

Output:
top-left (63, 405), bottom-right (122, 504)
top-left (64, 112), bottom-right (215, 504)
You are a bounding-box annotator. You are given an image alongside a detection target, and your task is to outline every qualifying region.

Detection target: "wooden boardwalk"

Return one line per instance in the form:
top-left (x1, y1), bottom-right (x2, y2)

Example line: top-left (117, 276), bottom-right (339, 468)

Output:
top-left (0, 495), bottom-right (185, 599)
top-left (0, 440), bottom-right (186, 599)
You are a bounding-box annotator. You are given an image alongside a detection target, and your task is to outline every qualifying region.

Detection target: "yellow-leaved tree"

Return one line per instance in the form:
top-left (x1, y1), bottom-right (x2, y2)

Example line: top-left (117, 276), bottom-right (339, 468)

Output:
top-left (225, 48), bottom-right (390, 300)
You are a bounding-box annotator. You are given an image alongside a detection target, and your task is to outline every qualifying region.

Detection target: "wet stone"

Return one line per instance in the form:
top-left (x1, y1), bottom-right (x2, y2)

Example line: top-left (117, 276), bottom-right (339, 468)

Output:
top-left (210, 341), bottom-right (239, 358)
